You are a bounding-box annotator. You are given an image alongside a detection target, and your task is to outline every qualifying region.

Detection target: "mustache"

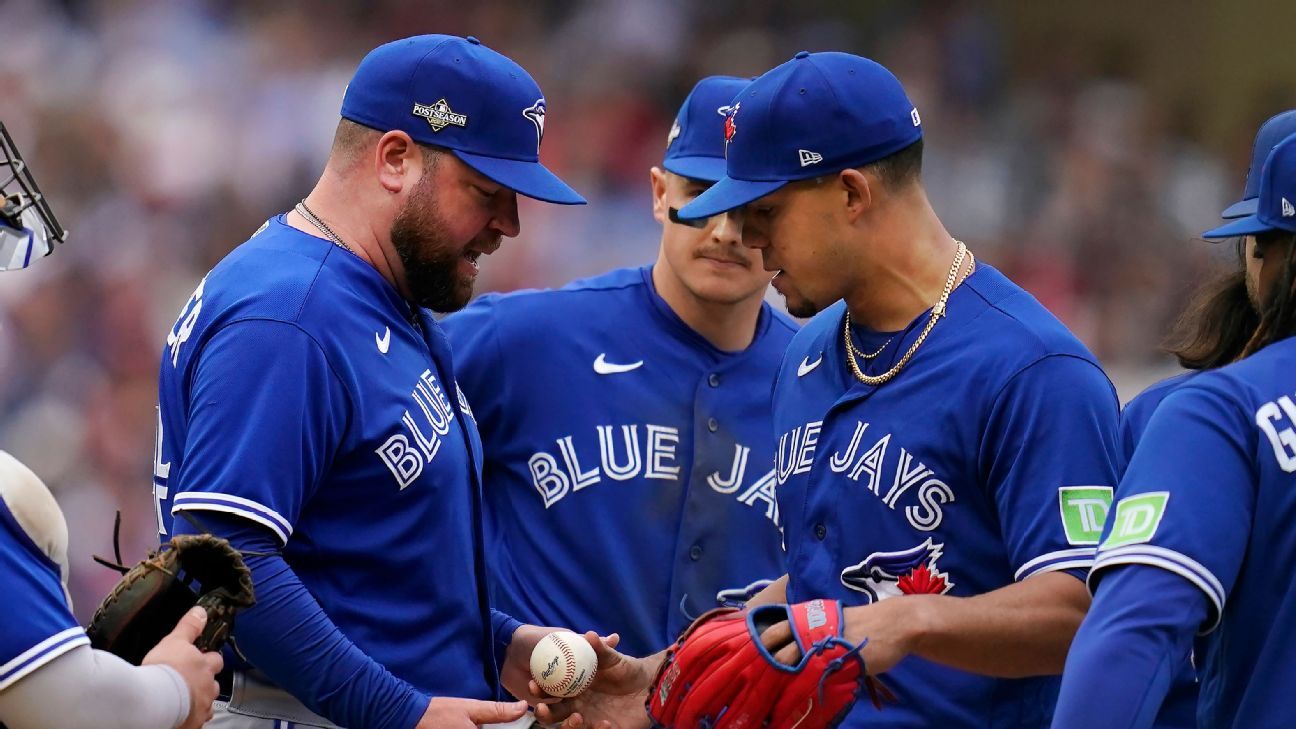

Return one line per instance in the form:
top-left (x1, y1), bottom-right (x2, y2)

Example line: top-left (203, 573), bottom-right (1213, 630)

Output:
top-left (693, 244), bottom-right (751, 267)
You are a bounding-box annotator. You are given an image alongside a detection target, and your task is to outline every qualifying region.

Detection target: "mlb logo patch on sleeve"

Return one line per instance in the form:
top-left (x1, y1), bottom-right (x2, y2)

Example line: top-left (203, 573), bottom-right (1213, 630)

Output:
top-left (1101, 492), bottom-right (1170, 550)
top-left (1058, 486), bottom-right (1113, 545)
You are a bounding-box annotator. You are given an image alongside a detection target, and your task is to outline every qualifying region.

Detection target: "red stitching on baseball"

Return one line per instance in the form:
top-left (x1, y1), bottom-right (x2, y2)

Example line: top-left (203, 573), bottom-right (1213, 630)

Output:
top-left (559, 641), bottom-right (576, 689)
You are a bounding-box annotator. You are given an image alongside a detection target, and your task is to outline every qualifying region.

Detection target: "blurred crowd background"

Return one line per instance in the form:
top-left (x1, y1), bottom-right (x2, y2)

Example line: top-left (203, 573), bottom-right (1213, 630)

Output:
top-left (1, 0), bottom-right (1291, 618)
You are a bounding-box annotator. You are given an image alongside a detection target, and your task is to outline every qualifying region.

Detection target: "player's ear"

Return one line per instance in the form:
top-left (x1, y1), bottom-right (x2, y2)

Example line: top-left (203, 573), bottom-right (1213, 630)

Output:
top-left (649, 167), bottom-right (669, 225)
top-left (838, 168), bottom-right (873, 223)
top-left (374, 130), bottom-right (418, 194)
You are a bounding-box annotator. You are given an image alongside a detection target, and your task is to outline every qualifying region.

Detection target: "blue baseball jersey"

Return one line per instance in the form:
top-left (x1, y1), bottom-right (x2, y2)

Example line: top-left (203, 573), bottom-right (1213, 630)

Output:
top-left (1117, 373), bottom-right (1202, 729)
top-left (1119, 372), bottom-right (1198, 469)
top-left (1090, 336), bottom-right (1296, 728)
top-left (442, 266), bottom-right (796, 657)
top-left (0, 499), bottom-right (87, 692)
top-left (155, 215), bottom-right (497, 699)
top-left (774, 265), bottom-right (1120, 728)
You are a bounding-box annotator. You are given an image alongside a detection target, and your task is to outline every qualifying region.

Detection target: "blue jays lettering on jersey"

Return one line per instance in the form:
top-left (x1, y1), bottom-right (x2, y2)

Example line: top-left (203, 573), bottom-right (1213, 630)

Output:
top-left (0, 499), bottom-right (87, 691)
top-left (774, 265), bottom-right (1120, 728)
top-left (1090, 336), bottom-right (1296, 729)
top-left (442, 266), bottom-right (795, 656)
top-left (155, 215), bottom-right (496, 699)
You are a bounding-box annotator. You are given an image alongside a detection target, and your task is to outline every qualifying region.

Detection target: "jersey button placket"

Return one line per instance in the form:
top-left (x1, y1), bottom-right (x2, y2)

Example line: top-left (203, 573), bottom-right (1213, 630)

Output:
top-left (689, 544), bottom-right (703, 561)
top-left (707, 417), bottom-right (719, 433)
top-left (708, 373), bottom-right (720, 387)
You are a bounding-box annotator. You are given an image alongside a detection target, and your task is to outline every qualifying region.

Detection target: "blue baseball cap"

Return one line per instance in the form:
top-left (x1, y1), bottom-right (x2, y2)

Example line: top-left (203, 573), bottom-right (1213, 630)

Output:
top-left (677, 51), bottom-right (921, 220)
top-left (1220, 110), bottom-right (1296, 219)
top-left (340, 35), bottom-right (585, 205)
top-left (1203, 132), bottom-right (1296, 239)
top-left (662, 76), bottom-right (752, 183)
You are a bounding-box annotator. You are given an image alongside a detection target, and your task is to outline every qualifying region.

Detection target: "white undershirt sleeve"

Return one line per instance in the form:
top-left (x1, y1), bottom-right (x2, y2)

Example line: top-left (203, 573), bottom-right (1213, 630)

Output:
top-left (0, 644), bottom-right (189, 729)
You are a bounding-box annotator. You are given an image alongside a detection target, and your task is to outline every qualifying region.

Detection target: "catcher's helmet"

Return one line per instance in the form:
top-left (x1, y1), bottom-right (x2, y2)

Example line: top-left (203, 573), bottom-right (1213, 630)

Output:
top-left (0, 121), bottom-right (67, 271)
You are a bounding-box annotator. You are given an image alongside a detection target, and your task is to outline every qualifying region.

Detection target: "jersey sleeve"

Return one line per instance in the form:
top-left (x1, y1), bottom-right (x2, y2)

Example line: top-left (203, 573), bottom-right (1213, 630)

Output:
top-left (1090, 384), bottom-right (1255, 632)
top-left (981, 354), bottom-right (1121, 581)
top-left (169, 319), bottom-right (351, 545)
top-left (441, 296), bottom-right (511, 442)
top-left (1116, 404), bottom-right (1140, 474)
top-left (0, 510), bottom-right (88, 691)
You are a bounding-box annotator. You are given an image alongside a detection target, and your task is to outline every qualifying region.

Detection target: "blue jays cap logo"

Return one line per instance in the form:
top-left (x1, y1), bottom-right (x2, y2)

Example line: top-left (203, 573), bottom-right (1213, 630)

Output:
top-left (839, 538), bottom-right (954, 603)
top-left (523, 99), bottom-right (546, 152)
top-left (722, 102), bottom-right (740, 149)
top-left (412, 99), bottom-right (468, 132)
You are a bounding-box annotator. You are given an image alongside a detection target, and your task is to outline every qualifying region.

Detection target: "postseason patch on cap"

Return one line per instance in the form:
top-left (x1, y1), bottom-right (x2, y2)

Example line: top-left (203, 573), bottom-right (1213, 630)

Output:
top-left (412, 99), bottom-right (468, 132)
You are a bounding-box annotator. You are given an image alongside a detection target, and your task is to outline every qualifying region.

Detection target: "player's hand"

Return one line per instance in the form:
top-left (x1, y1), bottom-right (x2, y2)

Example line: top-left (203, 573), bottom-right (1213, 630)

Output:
top-left (532, 632), bottom-right (657, 729)
top-left (142, 607), bottom-right (224, 729)
top-left (500, 624), bottom-right (564, 704)
top-left (758, 597), bottom-right (918, 675)
top-left (418, 697), bottom-right (529, 728)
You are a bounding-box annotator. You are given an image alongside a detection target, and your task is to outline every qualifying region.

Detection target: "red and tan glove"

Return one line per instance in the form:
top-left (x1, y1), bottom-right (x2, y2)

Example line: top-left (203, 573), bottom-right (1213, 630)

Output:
top-left (648, 599), bottom-right (893, 729)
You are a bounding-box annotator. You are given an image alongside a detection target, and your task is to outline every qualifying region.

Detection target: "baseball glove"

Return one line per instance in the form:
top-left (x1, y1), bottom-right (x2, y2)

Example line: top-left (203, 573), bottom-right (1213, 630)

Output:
top-left (647, 599), bottom-right (892, 729)
top-left (86, 518), bottom-right (256, 665)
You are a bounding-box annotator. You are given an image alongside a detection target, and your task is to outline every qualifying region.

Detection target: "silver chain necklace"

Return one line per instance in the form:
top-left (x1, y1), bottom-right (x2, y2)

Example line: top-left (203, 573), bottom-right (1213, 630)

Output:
top-left (295, 200), bottom-right (357, 256)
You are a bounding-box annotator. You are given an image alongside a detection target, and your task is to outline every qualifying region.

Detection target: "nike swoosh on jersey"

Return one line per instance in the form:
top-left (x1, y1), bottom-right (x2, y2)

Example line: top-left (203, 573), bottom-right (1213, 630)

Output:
top-left (376, 327), bottom-right (391, 354)
top-left (593, 353), bottom-right (643, 374)
top-left (797, 354), bottom-right (823, 377)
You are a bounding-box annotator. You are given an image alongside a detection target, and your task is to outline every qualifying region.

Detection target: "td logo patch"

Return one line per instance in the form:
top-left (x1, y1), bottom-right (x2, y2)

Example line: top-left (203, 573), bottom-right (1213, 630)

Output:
top-left (1101, 492), bottom-right (1170, 550)
top-left (1058, 486), bottom-right (1113, 545)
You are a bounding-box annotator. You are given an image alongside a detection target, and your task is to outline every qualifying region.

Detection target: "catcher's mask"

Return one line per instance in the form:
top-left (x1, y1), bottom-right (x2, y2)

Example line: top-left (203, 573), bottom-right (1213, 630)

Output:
top-left (0, 121), bottom-right (67, 271)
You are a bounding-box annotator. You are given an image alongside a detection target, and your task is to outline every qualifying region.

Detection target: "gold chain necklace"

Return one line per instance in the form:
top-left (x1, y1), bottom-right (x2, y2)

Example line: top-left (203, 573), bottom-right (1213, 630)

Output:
top-left (295, 201), bottom-right (357, 256)
top-left (848, 335), bottom-right (893, 360)
top-left (844, 241), bottom-right (973, 386)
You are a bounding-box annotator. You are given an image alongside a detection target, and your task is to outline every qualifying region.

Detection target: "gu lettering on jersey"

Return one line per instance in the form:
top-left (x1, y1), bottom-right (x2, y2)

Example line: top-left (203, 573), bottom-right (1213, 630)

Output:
top-left (528, 425), bottom-right (779, 523)
top-left (777, 419), bottom-right (955, 532)
top-left (1255, 393), bottom-right (1296, 471)
top-left (376, 368), bottom-right (461, 489)
top-left (1084, 337), bottom-right (1296, 727)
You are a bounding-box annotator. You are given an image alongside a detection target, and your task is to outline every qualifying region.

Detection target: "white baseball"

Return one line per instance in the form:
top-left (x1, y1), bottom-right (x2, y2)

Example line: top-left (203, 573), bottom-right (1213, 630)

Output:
top-left (530, 631), bottom-right (598, 698)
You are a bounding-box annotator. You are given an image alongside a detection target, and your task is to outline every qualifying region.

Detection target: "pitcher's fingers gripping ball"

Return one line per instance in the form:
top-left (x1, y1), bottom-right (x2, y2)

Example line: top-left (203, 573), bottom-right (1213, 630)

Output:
top-left (531, 630), bottom-right (599, 698)
top-left (647, 599), bottom-right (892, 729)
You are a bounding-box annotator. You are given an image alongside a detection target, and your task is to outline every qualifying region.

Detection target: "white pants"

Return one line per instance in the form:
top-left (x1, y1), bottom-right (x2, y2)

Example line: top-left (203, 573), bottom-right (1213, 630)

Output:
top-left (206, 701), bottom-right (317, 728)
top-left (203, 671), bottom-right (338, 729)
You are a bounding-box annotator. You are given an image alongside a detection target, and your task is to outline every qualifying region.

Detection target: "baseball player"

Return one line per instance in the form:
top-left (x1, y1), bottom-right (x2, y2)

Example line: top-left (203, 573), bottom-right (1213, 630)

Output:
top-left (1120, 110), bottom-right (1296, 457)
top-left (441, 76), bottom-right (796, 661)
top-left (1051, 131), bottom-right (1296, 729)
top-left (1104, 112), bottom-right (1296, 726)
top-left (1106, 111), bottom-right (1296, 729)
top-left (152, 36), bottom-right (601, 729)
top-left (0, 123), bottom-right (221, 729)
top-left (537, 51), bottom-right (1121, 729)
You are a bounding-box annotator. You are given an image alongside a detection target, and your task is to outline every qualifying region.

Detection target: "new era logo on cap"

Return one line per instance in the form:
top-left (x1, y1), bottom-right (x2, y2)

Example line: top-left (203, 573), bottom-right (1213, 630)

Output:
top-left (798, 149), bottom-right (823, 167)
top-left (1203, 131), bottom-right (1296, 239)
top-left (911, 108), bottom-right (921, 126)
